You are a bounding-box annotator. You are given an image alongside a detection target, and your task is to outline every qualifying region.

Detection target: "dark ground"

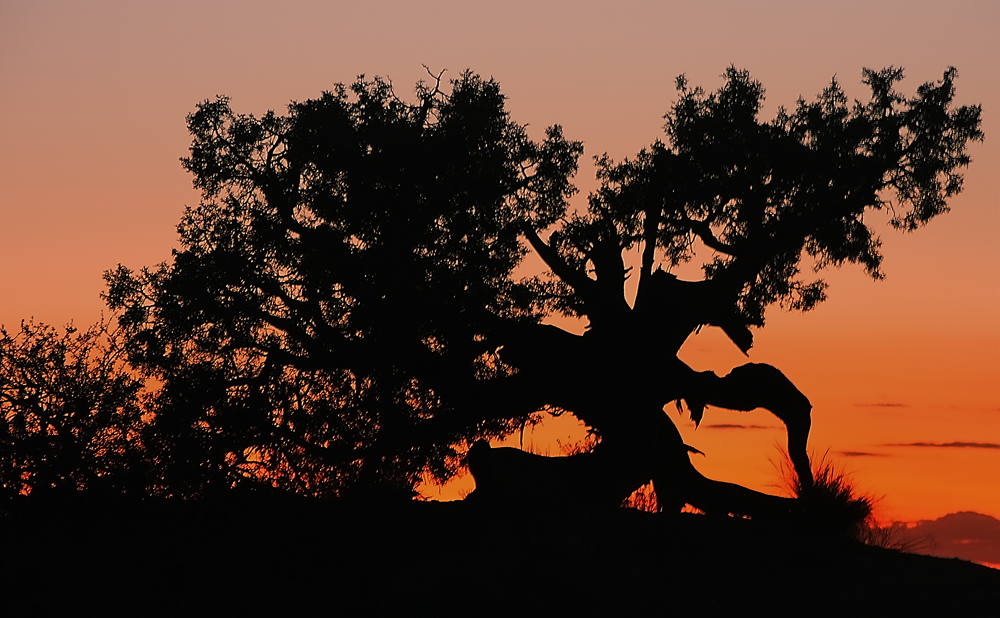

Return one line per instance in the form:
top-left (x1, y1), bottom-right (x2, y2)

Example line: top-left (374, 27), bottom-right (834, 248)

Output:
top-left (2, 497), bottom-right (996, 616)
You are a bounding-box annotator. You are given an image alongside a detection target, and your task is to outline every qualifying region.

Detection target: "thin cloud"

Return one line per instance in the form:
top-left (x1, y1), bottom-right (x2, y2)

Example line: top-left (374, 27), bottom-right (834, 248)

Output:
top-left (885, 441), bottom-right (1000, 450)
top-left (703, 423), bottom-right (772, 430)
top-left (840, 450), bottom-right (889, 457)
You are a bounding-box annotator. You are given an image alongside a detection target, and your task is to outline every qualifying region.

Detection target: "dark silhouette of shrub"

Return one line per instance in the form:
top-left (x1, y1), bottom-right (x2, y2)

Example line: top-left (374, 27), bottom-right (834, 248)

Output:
top-left (0, 320), bottom-right (149, 498)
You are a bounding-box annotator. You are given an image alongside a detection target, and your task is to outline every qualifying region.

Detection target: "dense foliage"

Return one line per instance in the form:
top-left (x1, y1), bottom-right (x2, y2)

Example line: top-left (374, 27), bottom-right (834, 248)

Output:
top-left (103, 71), bottom-right (582, 498)
top-left (583, 66), bottom-right (982, 328)
top-left (0, 321), bottom-right (147, 497)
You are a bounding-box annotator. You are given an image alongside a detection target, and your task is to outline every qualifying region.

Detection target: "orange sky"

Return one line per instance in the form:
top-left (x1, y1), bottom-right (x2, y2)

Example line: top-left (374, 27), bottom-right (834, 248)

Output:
top-left (2, 1), bottom-right (997, 521)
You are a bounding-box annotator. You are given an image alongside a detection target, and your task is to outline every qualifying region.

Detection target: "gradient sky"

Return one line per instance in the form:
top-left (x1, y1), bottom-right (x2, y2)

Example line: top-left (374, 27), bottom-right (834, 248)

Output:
top-left (2, 0), bottom-right (997, 521)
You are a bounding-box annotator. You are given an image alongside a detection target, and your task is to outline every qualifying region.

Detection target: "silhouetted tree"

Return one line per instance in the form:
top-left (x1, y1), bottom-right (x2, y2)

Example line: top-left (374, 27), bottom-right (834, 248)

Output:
top-left (0, 320), bottom-right (149, 498)
top-left (105, 67), bottom-right (981, 511)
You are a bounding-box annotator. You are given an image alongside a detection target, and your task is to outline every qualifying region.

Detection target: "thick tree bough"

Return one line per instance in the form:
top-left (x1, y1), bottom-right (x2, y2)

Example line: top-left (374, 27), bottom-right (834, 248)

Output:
top-left (683, 363), bottom-right (814, 490)
top-left (465, 440), bottom-right (646, 509)
top-left (466, 405), bottom-right (804, 520)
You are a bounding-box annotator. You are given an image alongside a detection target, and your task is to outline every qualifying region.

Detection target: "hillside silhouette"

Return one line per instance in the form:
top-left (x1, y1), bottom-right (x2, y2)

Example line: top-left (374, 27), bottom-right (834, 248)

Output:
top-left (1, 498), bottom-right (996, 615)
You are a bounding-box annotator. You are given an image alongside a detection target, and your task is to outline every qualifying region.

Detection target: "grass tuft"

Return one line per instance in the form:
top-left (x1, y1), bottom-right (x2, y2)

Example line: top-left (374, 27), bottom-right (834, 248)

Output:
top-left (773, 448), bottom-right (888, 544)
top-left (772, 448), bottom-right (934, 553)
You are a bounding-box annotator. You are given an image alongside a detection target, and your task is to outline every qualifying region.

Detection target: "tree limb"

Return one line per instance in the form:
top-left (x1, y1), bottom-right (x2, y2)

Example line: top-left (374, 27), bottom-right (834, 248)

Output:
top-left (681, 363), bottom-right (813, 489)
top-left (521, 224), bottom-right (596, 296)
top-left (686, 216), bottom-right (741, 255)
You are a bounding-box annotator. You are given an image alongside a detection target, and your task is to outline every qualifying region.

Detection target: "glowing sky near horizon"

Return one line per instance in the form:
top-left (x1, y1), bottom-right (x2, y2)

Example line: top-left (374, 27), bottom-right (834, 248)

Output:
top-left (2, 1), bottom-right (997, 520)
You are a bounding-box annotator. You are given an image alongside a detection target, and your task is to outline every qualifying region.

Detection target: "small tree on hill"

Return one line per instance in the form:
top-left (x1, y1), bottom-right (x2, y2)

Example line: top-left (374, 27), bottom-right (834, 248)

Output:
top-left (0, 320), bottom-right (148, 498)
top-left (105, 67), bottom-right (981, 512)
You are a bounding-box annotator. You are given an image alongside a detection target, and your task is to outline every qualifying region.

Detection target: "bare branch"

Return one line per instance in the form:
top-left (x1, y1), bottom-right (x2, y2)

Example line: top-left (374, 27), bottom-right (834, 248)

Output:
top-left (685, 216), bottom-right (741, 255)
top-left (521, 224), bottom-right (596, 296)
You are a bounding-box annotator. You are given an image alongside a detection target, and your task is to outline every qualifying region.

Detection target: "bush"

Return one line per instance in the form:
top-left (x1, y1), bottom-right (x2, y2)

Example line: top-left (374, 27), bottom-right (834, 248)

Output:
top-left (0, 319), bottom-right (149, 498)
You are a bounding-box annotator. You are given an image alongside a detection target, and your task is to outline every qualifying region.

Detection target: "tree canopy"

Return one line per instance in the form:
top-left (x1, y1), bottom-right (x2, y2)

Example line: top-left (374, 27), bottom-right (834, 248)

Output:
top-left (102, 71), bottom-right (582, 498)
top-left (92, 66), bottom-right (981, 510)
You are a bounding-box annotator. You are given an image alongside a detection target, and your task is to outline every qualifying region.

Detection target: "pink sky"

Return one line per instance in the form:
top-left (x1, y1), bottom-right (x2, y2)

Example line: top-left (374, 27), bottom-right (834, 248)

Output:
top-left (2, 1), bottom-right (997, 520)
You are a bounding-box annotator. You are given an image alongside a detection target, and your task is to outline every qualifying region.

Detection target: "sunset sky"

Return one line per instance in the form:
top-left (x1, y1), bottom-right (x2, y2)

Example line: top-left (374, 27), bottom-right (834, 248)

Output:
top-left (2, 1), bottom-right (997, 521)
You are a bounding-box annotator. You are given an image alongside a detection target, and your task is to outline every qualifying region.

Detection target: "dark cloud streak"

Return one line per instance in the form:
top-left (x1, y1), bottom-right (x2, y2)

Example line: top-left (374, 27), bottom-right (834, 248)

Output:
top-left (885, 441), bottom-right (1000, 450)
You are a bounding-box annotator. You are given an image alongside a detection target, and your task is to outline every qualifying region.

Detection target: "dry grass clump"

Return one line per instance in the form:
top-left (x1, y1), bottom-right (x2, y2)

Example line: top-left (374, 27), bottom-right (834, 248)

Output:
top-left (788, 450), bottom-right (874, 538)
top-left (773, 448), bottom-right (917, 549)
